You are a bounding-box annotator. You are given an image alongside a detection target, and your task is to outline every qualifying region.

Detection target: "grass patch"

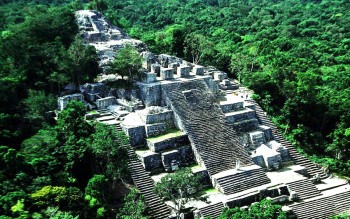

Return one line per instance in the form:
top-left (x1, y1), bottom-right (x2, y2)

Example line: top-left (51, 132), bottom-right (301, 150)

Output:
top-left (88, 110), bottom-right (99, 115)
top-left (204, 188), bottom-right (219, 194)
top-left (147, 129), bottom-right (183, 142)
top-left (189, 164), bottom-right (204, 171)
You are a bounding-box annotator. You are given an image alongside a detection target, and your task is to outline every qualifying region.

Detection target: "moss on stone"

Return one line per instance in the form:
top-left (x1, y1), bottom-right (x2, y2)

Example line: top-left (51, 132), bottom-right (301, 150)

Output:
top-left (147, 129), bottom-right (183, 142)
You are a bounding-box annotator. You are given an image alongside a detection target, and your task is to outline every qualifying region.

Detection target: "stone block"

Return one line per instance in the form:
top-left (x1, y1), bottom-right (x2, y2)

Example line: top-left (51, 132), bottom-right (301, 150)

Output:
top-left (137, 150), bottom-right (162, 172)
top-left (177, 65), bottom-right (190, 78)
top-left (278, 186), bottom-right (290, 196)
top-left (177, 145), bottom-right (194, 165)
top-left (141, 72), bottom-right (157, 83)
top-left (160, 68), bottom-right (174, 80)
top-left (255, 144), bottom-right (282, 170)
top-left (203, 76), bottom-right (220, 94)
top-left (248, 131), bottom-right (266, 147)
top-left (96, 96), bottom-right (117, 109)
top-left (161, 150), bottom-right (181, 172)
top-left (225, 108), bottom-right (256, 124)
top-left (193, 65), bottom-right (204, 75)
top-left (220, 100), bottom-right (244, 113)
top-left (251, 154), bottom-right (266, 168)
top-left (151, 63), bottom-right (161, 75)
top-left (145, 123), bottom-right (167, 138)
top-left (289, 191), bottom-right (299, 201)
top-left (259, 125), bottom-right (274, 141)
top-left (147, 133), bottom-right (189, 152)
top-left (80, 82), bottom-right (106, 95)
top-left (169, 62), bottom-right (180, 72)
top-left (266, 153), bottom-right (282, 170)
top-left (266, 140), bottom-right (282, 150)
top-left (232, 119), bottom-right (259, 132)
top-left (278, 146), bottom-right (291, 162)
top-left (122, 125), bottom-right (146, 147)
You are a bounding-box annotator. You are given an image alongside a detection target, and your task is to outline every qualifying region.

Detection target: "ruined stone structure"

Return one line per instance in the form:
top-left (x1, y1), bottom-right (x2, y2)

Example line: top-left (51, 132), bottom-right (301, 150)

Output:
top-left (75, 10), bottom-right (148, 70)
top-left (73, 11), bottom-right (350, 219)
top-left (57, 93), bottom-right (84, 111)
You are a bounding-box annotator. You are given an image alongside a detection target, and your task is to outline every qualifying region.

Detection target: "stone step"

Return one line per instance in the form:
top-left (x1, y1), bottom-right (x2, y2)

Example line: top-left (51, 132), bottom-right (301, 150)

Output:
top-left (225, 108), bottom-right (256, 124)
top-left (291, 191), bottom-right (350, 219)
top-left (286, 179), bottom-right (322, 200)
top-left (219, 98), bottom-right (244, 113)
top-left (248, 130), bottom-right (266, 147)
top-left (196, 202), bottom-right (224, 219)
top-left (146, 131), bottom-right (189, 152)
top-left (247, 100), bottom-right (328, 180)
top-left (232, 118), bottom-right (259, 132)
top-left (212, 165), bottom-right (271, 195)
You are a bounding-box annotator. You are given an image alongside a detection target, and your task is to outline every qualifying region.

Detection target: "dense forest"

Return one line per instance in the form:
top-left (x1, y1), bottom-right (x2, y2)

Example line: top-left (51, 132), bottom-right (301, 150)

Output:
top-left (0, 0), bottom-right (350, 218)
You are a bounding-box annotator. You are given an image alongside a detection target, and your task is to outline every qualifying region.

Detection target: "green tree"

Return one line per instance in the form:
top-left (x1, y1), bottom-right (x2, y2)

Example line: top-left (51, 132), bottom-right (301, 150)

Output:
top-left (217, 199), bottom-right (287, 219)
top-left (84, 175), bottom-right (108, 218)
top-left (107, 44), bottom-right (142, 81)
top-left (91, 123), bottom-right (129, 185)
top-left (22, 90), bottom-right (56, 128)
top-left (154, 168), bottom-right (204, 218)
top-left (184, 33), bottom-right (211, 64)
top-left (116, 188), bottom-right (148, 219)
top-left (67, 36), bottom-right (100, 88)
top-left (56, 101), bottom-right (92, 175)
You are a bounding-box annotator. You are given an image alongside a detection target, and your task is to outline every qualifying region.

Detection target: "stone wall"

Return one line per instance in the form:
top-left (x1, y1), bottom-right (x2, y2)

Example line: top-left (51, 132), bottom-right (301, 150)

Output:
top-left (224, 185), bottom-right (290, 208)
top-left (137, 82), bottom-right (162, 107)
top-left (122, 125), bottom-right (146, 147)
top-left (139, 110), bottom-right (174, 129)
top-left (141, 72), bottom-right (157, 84)
top-left (57, 93), bottom-right (84, 111)
top-left (96, 96), bottom-right (117, 109)
top-left (145, 123), bottom-right (167, 138)
top-left (147, 134), bottom-right (190, 152)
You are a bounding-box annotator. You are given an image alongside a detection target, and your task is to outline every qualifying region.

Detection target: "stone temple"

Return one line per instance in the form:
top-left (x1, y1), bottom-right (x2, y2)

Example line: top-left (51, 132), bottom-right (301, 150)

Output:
top-left (59, 10), bottom-right (350, 219)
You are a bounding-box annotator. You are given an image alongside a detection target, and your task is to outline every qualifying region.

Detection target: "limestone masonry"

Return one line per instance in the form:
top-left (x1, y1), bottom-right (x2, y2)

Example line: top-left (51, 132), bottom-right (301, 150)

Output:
top-left (57, 10), bottom-right (350, 219)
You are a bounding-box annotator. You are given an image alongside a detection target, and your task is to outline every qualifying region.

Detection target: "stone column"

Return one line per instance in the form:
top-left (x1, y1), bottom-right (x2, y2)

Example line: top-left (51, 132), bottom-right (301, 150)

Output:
top-left (160, 68), bottom-right (174, 80)
top-left (193, 65), bottom-right (204, 75)
top-left (177, 65), bottom-right (190, 78)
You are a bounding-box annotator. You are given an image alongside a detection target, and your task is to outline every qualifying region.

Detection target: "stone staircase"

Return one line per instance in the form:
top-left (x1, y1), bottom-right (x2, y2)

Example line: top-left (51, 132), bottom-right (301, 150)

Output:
top-left (212, 165), bottom-right (271, 195)
top-left (161, 80), bottom-right (274, 196)
top-left (196, 202), bottom-right (224, 219)
top-left (286, 179), bottom-right (321, 200)
top-left (95, 113), bottom-right (170, 219)
top-left (247, 100), bottom-right (328, 179)
top-left (291, 191), bottom-right (350, 219)
top-left (162, 79), bottom-right (253, 176)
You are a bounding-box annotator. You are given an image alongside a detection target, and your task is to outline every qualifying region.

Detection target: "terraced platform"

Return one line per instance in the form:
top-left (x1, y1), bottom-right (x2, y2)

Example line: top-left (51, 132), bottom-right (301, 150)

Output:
top-left (197, 202), bottom-right (224, 219)
top-left (286, 179), bottom-right (322, 200)
top-left (212, 165), bottom-right (271, 195)
top-left (247, 99), bottom-right (328, 179)
top-left (291, 190), bottom-right (350, 219)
